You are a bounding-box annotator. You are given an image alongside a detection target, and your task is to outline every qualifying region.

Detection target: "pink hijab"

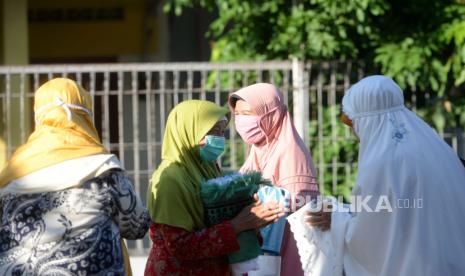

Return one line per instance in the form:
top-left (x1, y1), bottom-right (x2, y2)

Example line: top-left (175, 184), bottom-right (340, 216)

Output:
top-left (229, 83), bottom-right (318, 199)
top-left (230, 83), bottom-right (318, 276)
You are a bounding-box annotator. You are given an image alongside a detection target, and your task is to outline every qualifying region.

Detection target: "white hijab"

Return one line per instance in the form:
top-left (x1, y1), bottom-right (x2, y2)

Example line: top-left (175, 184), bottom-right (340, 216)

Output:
top-left (0, 154), bottom-right (121, 196)
top-left (288, 75), bottom-right (465, 276)
top-left (337, 75), bottom-right (465, 275)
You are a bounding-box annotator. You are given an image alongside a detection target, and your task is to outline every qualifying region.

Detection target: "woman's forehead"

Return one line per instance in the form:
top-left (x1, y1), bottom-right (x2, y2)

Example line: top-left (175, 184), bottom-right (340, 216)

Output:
top-left (235, 99), bottom-right (252, 110)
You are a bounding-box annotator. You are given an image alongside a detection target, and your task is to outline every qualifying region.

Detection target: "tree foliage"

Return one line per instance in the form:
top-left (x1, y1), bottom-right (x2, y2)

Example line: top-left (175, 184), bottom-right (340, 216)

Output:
top-left (165, 0), bottom-right (465, 127)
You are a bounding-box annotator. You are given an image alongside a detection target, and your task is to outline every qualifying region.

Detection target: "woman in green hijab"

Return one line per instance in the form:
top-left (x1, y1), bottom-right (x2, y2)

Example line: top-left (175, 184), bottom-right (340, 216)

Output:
top-left (144, 100), bottom-right (283, 276)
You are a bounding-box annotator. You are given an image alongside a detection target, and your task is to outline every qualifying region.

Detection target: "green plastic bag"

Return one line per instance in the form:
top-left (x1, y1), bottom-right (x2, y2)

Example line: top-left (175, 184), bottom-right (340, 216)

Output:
top-left (200, 171), bottom-right (270, 264)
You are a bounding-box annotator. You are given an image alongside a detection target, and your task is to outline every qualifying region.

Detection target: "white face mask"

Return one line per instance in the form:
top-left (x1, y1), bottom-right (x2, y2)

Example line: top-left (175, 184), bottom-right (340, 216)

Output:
top-left (34, 97), bottom-right (93, 124)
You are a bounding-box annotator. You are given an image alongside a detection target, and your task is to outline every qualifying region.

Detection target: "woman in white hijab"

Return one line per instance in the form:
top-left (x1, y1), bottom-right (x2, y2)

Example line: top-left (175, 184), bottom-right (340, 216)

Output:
top-left (292, 75), bottom-right (465, 276)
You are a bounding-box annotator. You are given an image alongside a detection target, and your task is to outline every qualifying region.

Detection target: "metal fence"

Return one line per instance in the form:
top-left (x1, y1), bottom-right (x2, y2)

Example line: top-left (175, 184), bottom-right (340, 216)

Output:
top-left (0, 60), bottom-right (462, 255)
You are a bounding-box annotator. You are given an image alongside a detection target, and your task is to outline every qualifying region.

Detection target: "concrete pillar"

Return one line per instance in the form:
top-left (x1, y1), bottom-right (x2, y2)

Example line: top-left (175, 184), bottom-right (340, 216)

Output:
top-left (292, 57), bottom-right (309, 146)
top-left (2, 0), bottom-right (28, 65)
top-left (0, 0), bottom-right (30, 168)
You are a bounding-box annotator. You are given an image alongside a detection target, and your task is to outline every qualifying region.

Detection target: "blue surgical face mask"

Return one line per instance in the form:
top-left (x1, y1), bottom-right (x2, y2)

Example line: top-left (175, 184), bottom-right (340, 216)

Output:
top-left (199, 135), bottom-right (225, 162)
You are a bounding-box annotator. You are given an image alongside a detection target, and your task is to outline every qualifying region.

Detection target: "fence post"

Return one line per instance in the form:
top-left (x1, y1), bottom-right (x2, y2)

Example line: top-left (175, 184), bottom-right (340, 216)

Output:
top-left (292, 57), bottom-right (309, 145)
top-left (456, 120), bottom-right (464, 158)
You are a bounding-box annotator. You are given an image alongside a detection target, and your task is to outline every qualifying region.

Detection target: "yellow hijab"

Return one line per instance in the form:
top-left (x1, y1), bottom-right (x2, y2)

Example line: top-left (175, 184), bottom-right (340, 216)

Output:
top-left (147, 100), bottom-right (229, 231)
top-left (0, 78), bottom-right (106, 187)
top-left (0, 78), bottom-right (132, 275)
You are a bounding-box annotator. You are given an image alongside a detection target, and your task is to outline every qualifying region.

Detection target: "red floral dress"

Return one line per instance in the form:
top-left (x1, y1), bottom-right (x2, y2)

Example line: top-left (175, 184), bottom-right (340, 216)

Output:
top-left (144, 221), bottom-right (240, 276)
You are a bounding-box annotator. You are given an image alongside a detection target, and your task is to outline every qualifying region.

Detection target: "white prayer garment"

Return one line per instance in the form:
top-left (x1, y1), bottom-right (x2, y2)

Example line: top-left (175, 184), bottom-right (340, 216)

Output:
top-left (289, 75), bottom-right (465, 276)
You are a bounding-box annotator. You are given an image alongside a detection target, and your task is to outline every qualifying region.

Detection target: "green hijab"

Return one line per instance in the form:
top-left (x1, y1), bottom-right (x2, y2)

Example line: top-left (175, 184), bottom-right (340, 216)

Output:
top-left (147, 100), bottom-right (229, 231)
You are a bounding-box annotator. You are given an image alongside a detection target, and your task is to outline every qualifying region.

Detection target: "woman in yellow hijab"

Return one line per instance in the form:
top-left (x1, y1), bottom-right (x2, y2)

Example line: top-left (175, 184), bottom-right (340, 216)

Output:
top-left (0, 78), bottom-right (150, 275)
top-left (144, 100), bottom-right (283, 275)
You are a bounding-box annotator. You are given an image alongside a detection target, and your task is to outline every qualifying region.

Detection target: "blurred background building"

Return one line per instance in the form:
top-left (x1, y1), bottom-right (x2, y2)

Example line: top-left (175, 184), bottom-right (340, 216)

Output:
top-left (6, 0), bottom-right (213, 65)
top-left (0, 0), bottom-right (214, 167)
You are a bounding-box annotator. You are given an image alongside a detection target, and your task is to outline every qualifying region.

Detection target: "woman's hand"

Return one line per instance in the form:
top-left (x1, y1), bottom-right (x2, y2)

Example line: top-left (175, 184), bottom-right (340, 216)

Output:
top-left (230, 194), bottom-right (285, 234)
top-left (304, 203), bottom-right (332, 231)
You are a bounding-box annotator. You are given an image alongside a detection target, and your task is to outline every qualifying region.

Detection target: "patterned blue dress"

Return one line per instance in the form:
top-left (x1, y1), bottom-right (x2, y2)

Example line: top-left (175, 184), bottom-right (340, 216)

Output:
top-left (0, 169), bottom-right (150, 275)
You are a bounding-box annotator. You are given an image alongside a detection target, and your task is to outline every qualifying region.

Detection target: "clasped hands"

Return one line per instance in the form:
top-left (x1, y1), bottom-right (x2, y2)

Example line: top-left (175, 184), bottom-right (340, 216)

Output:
top-left (230, 193), bottom-right (285, 234)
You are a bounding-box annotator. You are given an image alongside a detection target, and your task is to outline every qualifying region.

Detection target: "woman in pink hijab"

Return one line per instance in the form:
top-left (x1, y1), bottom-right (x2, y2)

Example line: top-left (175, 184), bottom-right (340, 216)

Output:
top-left (229, 83), bottom-right (319, 275)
